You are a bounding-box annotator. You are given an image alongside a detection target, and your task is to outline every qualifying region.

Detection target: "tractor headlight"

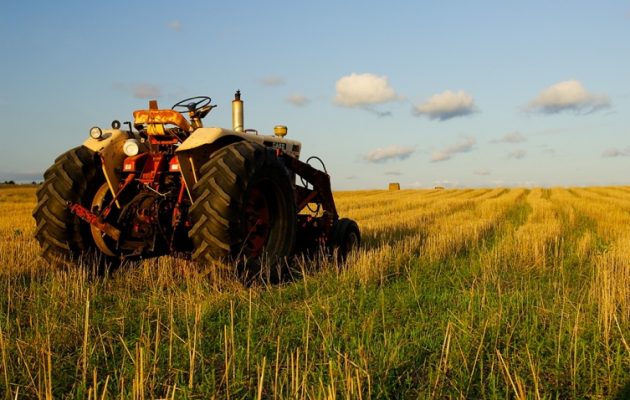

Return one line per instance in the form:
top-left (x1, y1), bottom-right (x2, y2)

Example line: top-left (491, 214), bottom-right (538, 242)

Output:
top-left (89, 126), bottom-right (103, 139)
top-left (123, 139), bottom-right (140, 156)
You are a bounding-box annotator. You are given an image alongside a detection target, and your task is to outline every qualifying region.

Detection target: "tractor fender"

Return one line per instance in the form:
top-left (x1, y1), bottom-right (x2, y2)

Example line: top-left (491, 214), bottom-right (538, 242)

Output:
top-left (177, 127), bottom-right (246, 153)
top-left (82, 129), bottom-right (144, 199)
top-left (176, 127), bottom-right (302, 200)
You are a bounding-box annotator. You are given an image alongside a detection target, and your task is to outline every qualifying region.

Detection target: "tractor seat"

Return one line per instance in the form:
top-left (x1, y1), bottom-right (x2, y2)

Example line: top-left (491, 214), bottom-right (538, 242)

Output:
top-left (133, 100), bottom-right (191, 135)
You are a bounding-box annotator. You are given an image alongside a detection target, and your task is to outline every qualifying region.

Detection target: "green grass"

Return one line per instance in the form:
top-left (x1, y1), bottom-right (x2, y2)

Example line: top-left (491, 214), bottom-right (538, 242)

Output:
top-left (1, 186), bottom-right (629, 398)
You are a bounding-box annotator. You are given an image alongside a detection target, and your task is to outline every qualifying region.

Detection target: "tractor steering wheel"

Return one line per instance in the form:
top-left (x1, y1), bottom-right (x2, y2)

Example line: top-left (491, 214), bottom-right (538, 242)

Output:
top-left (171, 96), bottom-right (212, 113)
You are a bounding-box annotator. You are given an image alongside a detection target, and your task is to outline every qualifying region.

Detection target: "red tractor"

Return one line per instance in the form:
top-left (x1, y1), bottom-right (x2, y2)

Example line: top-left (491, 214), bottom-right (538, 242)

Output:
top-left (33, 91), bottom-right (360, 274)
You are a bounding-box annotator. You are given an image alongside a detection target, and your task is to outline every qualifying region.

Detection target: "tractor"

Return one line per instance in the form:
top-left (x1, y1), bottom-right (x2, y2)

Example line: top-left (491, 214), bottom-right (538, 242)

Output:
top-left (32, 91), bottom-right (360, 275)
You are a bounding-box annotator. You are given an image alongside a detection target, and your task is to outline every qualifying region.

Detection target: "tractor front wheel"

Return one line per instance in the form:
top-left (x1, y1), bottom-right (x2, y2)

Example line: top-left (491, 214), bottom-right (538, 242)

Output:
top-left (329, 218), bottom-right (361, 261)
top-left (32, 146), bottom-right (109, 266)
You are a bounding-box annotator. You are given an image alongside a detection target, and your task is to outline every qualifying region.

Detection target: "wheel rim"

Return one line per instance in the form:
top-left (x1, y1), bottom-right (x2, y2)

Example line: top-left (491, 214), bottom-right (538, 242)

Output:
top-left (90, 183), bottom-right (118, 257)
top-left (243, 183), bottom-right (272, 257)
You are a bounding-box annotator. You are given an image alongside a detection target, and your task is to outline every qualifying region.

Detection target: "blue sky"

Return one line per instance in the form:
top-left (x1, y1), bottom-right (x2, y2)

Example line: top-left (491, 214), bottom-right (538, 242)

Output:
top-left (1, 1), bottom-right (628, 189)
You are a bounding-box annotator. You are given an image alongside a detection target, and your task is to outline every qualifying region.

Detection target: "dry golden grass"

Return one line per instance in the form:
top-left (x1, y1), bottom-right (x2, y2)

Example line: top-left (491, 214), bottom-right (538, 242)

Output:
top-left (1, 185), bottom-right (630, 398)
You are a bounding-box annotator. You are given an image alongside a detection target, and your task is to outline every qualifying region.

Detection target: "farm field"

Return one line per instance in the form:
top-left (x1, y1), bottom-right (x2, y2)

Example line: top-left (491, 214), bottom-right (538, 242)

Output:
top-left (1, 185), bottom-right (630, 398)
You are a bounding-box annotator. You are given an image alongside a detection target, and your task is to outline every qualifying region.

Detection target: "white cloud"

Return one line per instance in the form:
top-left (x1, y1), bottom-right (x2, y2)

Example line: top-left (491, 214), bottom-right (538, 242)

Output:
top-left (431, 136), bottom-right (476, 162)
top-left (113, 82), bottom-right (161, 99)
top-left (526, 80), bottom-right (610, 114)
top-left (492, 131), bottom-right (526, 144)
top-left (602, 148), bottom-right (629, 158)
top-left (167, 20), bottom-right (182, 32)
top-left (474, 169), bottom-right (491, 176)
top-left (287, 94), bottom-right (310, 107)
top-left (413, 90), bottom-right (478, 121)
top-left (334, 73), bottom-right (401, 107)
top-left (508, 149), bottom-right (527, 159)
top-left (364, 145), bottom-right (415, 163)
top-left (260, 75), bottom-right (285, 87)
top-left (385, 170), bottom-right (402, 176)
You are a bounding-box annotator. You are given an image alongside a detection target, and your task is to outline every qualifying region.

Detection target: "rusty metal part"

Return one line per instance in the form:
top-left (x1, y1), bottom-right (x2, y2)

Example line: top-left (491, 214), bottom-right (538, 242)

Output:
top-left (102, 173), bottom-right (136, 217)
top-left (68, 201), bottom-right (121, 241)
top-left (278, 149), bottom-right (338, 242)
top-left (280, 150), bottom-right (338, 220)
top-left (133, 109), bottom-right (192, 133)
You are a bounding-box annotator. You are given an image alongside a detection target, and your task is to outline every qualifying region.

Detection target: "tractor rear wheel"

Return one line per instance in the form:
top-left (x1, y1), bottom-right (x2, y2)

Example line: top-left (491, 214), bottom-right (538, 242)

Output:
top-left (32, 146), bottom-right (108, 266)
top-left (329, 218), bottom-right (361, 261)
top-left (188, 141), bottom-right (297, 276)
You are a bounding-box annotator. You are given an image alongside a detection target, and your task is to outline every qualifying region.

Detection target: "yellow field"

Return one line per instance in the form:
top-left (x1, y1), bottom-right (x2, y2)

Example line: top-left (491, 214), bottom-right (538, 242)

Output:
top-left (336, 187), bottom-right (630, 321)
top-left (1, 185), bottom-right (630, 398)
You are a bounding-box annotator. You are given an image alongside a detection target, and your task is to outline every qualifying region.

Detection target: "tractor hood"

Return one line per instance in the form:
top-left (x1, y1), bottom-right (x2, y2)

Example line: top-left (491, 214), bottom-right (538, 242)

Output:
top-left (177, 127), bottom-right (302, 159)
top-left (175, 127), bottom-right (302, 200)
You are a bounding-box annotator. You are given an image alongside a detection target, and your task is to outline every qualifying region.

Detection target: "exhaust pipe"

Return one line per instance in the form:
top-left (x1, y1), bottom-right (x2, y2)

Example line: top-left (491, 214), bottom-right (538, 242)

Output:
top-left (232, 90), bottom-right (244, 132)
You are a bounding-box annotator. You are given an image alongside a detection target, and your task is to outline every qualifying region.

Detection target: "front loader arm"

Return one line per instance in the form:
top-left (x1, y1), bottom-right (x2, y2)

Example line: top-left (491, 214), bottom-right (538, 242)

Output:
top-left (280, 151), bottom-right (338, 221)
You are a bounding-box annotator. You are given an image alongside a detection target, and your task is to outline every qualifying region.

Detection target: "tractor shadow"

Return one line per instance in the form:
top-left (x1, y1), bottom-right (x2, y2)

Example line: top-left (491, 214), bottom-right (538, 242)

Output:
top-left (614, 380), bottom-right (630, 400)
top-left (235, 254), bottom-right (323, 287)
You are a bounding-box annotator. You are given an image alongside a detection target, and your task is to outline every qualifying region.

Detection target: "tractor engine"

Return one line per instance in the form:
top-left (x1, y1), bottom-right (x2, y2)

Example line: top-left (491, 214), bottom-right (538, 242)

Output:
top-left (81, 148), bottom-right (191, 259)
top-left (114, 187), bottom-right (178, 255)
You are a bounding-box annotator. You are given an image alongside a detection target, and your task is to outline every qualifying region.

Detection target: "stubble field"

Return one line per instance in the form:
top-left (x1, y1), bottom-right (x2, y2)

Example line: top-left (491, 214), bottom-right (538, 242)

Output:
top-left (1, 185), bottom-right (629, 398)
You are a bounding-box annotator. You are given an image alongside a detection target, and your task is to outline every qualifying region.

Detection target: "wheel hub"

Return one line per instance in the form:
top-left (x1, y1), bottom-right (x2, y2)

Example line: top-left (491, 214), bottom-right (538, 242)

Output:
top-left (244, 185), bottom-right (272, 257)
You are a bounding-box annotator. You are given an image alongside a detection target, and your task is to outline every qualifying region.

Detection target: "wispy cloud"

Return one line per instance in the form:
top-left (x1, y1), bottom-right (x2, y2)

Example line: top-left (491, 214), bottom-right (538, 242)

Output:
top-left (413, 90), bottom-right (478, 121)
top-left (602, 148), bottom-right (630, 158)
top-left (113, 82), bottom-right (161, 99)
top-left (508, 149), bottom-right (527, 159)
top-left (431, 136), bottom-right (476, 162)
top-left (167, 20), bottom-right (182, 32)
top-left (491, 131), bottom-right (526, 144)
top-left (433, 179), bottom-right (458, 188)
top-left (287, 94), bottom-right (310, 107)
top-left (259, 75), bottom-right (286, 87)
top-left (385, 170), bottom-right (402, 176)
top-left (334, 73), bottom-right (401, 107)
top-left (474, 169), bottom-right (491, 176)
top-left (364, 145), bottom-right (415, 163)
top-left (362, 106), bottom-right (392, 118)
top-left (538, 144), bottom-right (556, 157)
top-left (133, 84), bottom-right (161, 99)
top-left (526, 80), bottom-right (610, 114)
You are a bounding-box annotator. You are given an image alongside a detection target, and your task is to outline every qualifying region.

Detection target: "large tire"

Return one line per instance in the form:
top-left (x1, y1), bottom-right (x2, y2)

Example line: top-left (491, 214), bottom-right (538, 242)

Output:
top-left (32, 146), bottom-right (105, 266)
top-left (188, 141), bottom-right (297, 273)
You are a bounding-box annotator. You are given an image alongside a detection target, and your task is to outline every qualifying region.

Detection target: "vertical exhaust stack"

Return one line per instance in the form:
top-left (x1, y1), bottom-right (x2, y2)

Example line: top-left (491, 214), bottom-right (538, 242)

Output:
top-left (232, 90), bottom-right (244, 132)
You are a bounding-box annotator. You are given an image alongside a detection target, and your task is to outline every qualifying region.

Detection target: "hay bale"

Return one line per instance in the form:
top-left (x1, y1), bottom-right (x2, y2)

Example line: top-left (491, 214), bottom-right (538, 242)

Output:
top-left (388, 182), bottom-right (401, 191)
